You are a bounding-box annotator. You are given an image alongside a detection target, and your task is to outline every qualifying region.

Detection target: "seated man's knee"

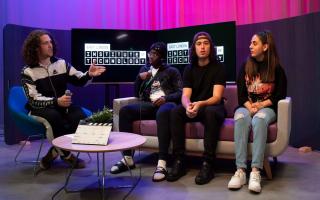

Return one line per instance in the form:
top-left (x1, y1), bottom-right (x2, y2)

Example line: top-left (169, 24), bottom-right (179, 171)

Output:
top-left (119, 105), bottom-right (133, 116)
top-left (171, 105), bottom-right (185, 115)
top-left (204, 108), bottom-right (217, 119)
top-left (156, 109), bottom-right (170, 119)
top-left (39, 109), bottom-right (61, 122)
top-left (170, 106), bottom-right (186, 123)
top-left (203, 107), bottom-right (225, 125)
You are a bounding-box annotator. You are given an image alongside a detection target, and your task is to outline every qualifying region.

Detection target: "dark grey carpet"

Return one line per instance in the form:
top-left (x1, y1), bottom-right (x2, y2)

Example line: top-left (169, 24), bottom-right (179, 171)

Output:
top-left (0, 133), bottom-right (319, 200)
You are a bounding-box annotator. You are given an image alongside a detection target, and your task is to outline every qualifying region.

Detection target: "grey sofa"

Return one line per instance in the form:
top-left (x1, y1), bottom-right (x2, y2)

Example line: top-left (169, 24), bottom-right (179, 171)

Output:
top-left (113, 84), bottom-right (292, 179)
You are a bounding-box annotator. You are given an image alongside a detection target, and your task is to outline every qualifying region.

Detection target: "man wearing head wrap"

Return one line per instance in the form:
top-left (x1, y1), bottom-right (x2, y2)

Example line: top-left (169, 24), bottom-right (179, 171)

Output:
top-left (110, 42), bottom-right (182, 182)
top-left (166, 32), bottom-right (227, 185)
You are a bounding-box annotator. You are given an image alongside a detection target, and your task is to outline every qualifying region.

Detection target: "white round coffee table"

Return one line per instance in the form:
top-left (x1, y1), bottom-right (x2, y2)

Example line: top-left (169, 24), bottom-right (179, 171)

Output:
top-left (51, 131), bottom-right (146, 200)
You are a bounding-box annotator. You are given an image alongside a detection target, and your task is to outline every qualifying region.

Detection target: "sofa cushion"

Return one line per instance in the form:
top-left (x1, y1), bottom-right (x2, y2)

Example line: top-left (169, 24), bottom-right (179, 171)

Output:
top-left (132, 119), bottom-right (277, 143)
top-left (223, 85), bottom-right (238, 118)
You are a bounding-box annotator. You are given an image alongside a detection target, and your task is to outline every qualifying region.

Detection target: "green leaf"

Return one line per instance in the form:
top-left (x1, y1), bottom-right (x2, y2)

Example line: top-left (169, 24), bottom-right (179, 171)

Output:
top-left (86, 106), bottom-right (113, 123)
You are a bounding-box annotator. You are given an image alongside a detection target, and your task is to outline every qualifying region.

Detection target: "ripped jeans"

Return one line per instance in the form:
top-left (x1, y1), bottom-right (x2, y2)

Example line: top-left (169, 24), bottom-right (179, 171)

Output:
top-left (234, 107), bottom-right (276, 169)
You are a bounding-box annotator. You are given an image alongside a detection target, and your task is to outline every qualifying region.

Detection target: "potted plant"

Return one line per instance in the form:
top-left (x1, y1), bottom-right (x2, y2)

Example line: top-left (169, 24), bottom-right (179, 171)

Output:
top-left (81, 106), bottom-right (113, 124)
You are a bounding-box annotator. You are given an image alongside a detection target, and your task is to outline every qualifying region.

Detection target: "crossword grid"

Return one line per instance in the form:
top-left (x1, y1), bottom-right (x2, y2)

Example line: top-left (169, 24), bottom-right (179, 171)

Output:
top-left (167, 49), bottom-right (189, 64)
top-left (167, 48), bottom-right (224, 64)
top-left (84, 50), bottom-right (147, 65)
top-left (84, 44), bottom-right (224, 66)
top-left (215, 46), bottom-right (224, 62)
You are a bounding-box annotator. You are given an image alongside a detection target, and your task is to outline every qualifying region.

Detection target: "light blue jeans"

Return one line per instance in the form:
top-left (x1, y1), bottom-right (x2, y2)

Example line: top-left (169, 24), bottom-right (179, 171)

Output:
top-left (234, 107), bottom-right (276, 169)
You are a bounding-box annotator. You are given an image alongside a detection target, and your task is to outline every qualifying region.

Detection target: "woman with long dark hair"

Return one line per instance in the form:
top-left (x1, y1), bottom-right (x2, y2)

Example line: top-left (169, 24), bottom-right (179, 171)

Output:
top-left (228, 30), bottom-right (287, 193)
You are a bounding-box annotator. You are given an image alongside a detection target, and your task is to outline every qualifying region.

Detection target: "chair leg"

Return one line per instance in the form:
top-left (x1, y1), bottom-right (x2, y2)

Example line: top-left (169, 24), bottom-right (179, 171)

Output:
top-left (14, 134), bottom-right (44, 176)
top-left (263, 157), bottom-right (273, 180)
top-left (33, 137), bottom-right (45, 176)
top-left (14, 136), bottom-right (31, 164)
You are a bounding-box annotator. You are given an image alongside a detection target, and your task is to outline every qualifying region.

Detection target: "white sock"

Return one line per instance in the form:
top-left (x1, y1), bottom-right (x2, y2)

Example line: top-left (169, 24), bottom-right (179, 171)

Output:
top-left (157, 159), bottom-right (166, 170)
top-left (121, 156), bottom-right (134, 166)
top-left (153, 160), bottom-right (167, 181)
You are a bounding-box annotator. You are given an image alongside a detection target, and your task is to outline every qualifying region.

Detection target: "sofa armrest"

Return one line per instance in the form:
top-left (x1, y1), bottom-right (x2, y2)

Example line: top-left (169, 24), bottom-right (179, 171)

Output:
top-left (113, 97), bottom-right (140, 131)
top-left (270, 97), bottom-right (292, 156)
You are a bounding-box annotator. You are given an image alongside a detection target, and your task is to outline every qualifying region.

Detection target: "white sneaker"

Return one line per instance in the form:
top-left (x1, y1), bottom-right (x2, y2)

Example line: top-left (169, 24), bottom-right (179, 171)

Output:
top-left (248, 171), bottom-right (262, 193)
top-left (228, 169), bottom-right (246, 189)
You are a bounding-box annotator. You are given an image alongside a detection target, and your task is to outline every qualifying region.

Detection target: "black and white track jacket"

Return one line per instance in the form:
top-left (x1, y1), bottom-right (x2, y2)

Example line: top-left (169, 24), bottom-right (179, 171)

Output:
top-left (21, 57), bottom-right (92, 110)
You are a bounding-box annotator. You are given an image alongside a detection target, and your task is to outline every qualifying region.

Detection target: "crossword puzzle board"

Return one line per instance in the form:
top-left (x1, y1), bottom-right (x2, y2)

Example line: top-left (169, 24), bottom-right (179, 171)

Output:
top-left (84, 43), bottom-right (147, 65)
top-left (84, 43), bottom-right (224, 66)
top-left (167, 42), bottom-right (224, 65)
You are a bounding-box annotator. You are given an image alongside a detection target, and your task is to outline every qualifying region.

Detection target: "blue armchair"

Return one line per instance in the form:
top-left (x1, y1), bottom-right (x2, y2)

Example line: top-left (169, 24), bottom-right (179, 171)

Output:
top-left (8, 86), bottom-right (92, 175)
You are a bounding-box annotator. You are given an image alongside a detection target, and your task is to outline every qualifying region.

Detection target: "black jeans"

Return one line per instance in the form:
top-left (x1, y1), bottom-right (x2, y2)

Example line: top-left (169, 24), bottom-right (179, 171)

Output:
top-left (170, 104), bottom-right (226, 164)
top-left (31, 105), bottom-right (86, 157)
top-left (119, 101), bottom-right (177, 161)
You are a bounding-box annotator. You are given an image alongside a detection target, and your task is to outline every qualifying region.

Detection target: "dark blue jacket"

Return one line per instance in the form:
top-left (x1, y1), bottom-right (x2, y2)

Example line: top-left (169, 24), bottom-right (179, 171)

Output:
top-left (134, 64), bottom-right (182, 104)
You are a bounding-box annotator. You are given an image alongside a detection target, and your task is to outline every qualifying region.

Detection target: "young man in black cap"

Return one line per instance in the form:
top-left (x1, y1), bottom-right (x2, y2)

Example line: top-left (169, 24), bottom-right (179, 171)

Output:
top-left (110, 42), bottom-right (182, 182)
top-left (167, 32), bottom-right (226, 185)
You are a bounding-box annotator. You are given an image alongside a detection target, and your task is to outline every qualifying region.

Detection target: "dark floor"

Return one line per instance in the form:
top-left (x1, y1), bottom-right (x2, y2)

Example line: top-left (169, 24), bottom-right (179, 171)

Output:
top-left (0, 130), bottom-right (319, 200)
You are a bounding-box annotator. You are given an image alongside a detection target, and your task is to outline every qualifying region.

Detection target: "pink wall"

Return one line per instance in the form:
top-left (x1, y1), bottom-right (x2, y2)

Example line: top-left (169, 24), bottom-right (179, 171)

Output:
top-left (2, 0), bottom-right (320, 30)
top-left (159, 0), bottom-right (320, 27)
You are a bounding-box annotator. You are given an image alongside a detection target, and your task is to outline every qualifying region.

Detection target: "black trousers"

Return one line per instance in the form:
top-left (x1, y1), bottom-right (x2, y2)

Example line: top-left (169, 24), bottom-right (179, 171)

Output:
top-left (31, 105), bottom-right (86, 157)
top-left (170, 104), bottom-right (226, 164)
top-left (119, 101), bottom-right (177, 161)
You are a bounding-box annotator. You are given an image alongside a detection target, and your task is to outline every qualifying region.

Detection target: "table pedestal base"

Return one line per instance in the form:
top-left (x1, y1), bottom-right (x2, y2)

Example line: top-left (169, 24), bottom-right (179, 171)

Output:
top-left (52, 151), bottom-right (141, 200)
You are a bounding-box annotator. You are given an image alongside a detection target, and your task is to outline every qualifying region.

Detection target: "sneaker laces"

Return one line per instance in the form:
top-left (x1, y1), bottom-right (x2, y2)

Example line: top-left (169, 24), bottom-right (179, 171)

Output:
top-left (250, 172), bottom-right (261, 182)
top-left (233, 169), bottom-right (243, 177)
top-left (155, 166), bottom-right (167, 173)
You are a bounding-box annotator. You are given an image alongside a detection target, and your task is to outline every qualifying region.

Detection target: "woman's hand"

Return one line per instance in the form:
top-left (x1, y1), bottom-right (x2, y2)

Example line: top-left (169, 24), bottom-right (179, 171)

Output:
top-left (245, 101), bottom-right (258, 116)
top-left (252, 101), bottom-right (264, 110)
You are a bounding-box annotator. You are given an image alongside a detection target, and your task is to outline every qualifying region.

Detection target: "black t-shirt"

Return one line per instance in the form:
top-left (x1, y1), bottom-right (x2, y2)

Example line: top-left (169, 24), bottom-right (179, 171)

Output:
top-left (236, 62), bottom-right (287, 112)
top-left (183, 61), bottom-right (226, 102)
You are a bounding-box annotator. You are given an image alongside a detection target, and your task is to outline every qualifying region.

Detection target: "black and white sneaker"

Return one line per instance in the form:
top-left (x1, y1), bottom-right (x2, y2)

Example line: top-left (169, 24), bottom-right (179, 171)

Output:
top-left (110, 161), bottom-right (136, 174)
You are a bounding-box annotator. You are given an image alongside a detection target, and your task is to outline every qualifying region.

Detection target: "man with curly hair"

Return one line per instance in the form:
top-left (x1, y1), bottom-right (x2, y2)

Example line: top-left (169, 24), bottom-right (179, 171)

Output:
top-left (21, 30), bottom-right (106, 170)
